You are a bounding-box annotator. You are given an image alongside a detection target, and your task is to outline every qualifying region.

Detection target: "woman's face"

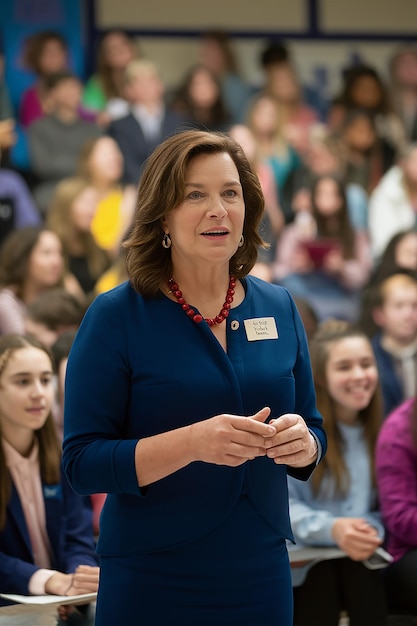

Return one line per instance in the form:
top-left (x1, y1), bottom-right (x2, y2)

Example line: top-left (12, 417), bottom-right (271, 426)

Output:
top-left (39, 39), bottom-right (67, 74)
top-left (375, 282), bottom-right (417, 345)
top-left (250, 97), bottom-right (278, 135)
top-left (344, 116), bottom-right (376, 153)
top-left (313, 178), bottom-right (343, 217)
top-left (163, 151), bottom-right (245, 273)
top-left (70, 186), bottom-right (99, 232)
top-left (268, 63), bottom-right (299, 103)
top-left (188, 68), bottom-right (219, 109)
top-left (350, 75), bottom-right (383, 109)
top-left (0, 347), bottom-right (54, 442)
top-left (87, 137), bottom-right (123, 183)
top-left (325, 337), bottom-right (378, 422)
top-left (27, 231), bottom-right (64, 288)
top-left (395, 233), bottom-right (417, 270)
top-left (102, 32), bottom-right (136, 70)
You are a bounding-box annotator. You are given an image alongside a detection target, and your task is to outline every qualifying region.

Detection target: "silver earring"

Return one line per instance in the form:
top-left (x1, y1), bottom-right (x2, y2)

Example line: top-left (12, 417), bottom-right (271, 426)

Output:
top-left (162, 233), bottom-right (172, 249)
top-left (238, 234), bottom-right (244, 248)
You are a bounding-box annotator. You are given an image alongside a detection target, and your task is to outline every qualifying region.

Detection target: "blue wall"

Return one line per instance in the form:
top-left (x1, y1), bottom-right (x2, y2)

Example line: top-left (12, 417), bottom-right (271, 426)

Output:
top-left (0, 0), bottom-right (85, 114)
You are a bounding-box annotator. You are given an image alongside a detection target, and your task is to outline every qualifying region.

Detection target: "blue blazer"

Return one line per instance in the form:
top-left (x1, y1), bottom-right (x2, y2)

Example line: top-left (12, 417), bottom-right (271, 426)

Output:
top-left (0, 469), bottom-right (99, 603)
top-left (371, 333), bottom-right (404, 417)
top-left (63, 276), bottom-right (326, 556)
top-left (107, 109), bottom-right (185, 186)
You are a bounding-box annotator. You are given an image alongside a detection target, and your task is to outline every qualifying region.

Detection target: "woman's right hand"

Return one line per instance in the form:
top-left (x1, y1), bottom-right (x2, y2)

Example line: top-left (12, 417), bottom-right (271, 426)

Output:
top-left (189, 406), bottom-right (276, 467)
top-left (331, 518), bottom-right (382, 561)
top-left (45, 565), bottom-right (100, 596)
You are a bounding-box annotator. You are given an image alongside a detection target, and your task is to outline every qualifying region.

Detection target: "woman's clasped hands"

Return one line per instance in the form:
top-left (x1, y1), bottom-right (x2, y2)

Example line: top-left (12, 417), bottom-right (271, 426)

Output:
top-left (190, 407), bottom-right (318, 468)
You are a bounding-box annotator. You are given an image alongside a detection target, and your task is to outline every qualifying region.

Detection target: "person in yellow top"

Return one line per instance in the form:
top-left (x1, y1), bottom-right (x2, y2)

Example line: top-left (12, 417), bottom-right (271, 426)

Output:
top-left (77, 136), bottom-right (136, 257)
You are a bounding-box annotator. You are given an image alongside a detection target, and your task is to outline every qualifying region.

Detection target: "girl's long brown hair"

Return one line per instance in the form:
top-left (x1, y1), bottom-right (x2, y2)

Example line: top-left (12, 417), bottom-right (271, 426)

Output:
top-left (0, 335), bottom-right (61, 530)
top-left (309, 319), bottom-right (384, 497)
top-left (311, 174), bottom-right (356, 259)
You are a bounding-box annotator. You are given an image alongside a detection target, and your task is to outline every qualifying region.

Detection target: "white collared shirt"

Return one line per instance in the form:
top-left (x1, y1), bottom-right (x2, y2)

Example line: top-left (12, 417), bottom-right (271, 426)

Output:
top-left (131, 104), bottom-right (164, 142)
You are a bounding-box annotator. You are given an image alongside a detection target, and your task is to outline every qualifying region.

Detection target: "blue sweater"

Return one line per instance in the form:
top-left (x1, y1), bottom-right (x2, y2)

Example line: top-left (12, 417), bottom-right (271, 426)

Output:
top-left (63, 276), bottom-right (326, 555)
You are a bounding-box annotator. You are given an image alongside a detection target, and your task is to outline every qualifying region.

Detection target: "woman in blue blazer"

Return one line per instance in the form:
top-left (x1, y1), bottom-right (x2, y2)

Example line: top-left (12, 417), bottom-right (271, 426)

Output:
top-left (0, 334), bottom-right (99, 624)
top-left (62, 130), bottom-right (327, 626)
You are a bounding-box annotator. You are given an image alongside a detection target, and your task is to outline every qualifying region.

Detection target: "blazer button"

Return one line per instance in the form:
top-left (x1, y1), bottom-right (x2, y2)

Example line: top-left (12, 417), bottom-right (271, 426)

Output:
top-left (231, 320), bottom-right (239, 330)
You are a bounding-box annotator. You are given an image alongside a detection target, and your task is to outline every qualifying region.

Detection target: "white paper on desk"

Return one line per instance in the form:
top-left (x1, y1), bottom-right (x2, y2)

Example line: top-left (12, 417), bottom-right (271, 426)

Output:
top-left (0, 592), bottom-right (97, 606)
top-left (288, 546), bottom-right (346, 564)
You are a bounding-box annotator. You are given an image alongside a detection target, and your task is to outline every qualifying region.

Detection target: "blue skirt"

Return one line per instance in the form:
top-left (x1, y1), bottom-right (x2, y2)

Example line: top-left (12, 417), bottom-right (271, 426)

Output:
top-left (95, 495), bottom-right (293, 626)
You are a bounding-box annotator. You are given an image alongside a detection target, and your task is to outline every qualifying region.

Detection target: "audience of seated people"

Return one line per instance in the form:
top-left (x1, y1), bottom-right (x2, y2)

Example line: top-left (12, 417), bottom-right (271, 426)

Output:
top-left (2, 28), bottom-right (417, 622)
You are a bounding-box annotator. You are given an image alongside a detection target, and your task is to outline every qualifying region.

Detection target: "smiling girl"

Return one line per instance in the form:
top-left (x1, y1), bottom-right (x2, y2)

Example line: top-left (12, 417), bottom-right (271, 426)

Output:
top-left (0, 335), bottom-right (99, 624)
top-left (288, 319), bottom-right (388, 626)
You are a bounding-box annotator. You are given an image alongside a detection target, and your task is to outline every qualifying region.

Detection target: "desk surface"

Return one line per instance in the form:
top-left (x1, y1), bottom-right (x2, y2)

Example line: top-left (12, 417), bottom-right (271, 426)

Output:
top-left (0, 603), bottom-right (57, 626)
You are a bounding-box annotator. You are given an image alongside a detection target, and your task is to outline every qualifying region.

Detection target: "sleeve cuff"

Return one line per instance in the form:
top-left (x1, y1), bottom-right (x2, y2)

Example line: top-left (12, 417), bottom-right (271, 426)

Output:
top-left (28, 569), bottom-right (58, 595)
top-left (309, 430), bottom-right (322, 466)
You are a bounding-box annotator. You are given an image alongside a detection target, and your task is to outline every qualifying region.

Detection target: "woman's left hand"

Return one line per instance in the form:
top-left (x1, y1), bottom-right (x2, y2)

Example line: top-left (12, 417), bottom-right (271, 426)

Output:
top-left (264, 413), bottom-right (318, 468)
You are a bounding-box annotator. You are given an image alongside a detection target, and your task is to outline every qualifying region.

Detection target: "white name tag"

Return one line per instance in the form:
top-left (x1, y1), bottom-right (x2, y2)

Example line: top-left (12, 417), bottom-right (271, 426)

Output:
top-left (243, 317), bottom-right (278, 341)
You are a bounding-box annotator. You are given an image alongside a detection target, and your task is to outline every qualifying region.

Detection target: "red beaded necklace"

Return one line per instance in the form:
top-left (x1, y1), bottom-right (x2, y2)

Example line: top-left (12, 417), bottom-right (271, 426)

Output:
top-left (167, 276), bottom-right (236, 326)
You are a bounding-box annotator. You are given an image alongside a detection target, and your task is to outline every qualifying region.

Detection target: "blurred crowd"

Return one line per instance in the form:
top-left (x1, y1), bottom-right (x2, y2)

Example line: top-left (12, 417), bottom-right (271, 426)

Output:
top-left (1, 26), bottom-right (417, 624)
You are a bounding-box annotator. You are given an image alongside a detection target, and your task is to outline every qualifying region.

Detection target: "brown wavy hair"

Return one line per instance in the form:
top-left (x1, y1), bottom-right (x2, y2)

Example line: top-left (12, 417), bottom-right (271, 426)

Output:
top-left (124, 130), bottom-right (266, 297)
top-left (0, 335), bottom-right (61, 530)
